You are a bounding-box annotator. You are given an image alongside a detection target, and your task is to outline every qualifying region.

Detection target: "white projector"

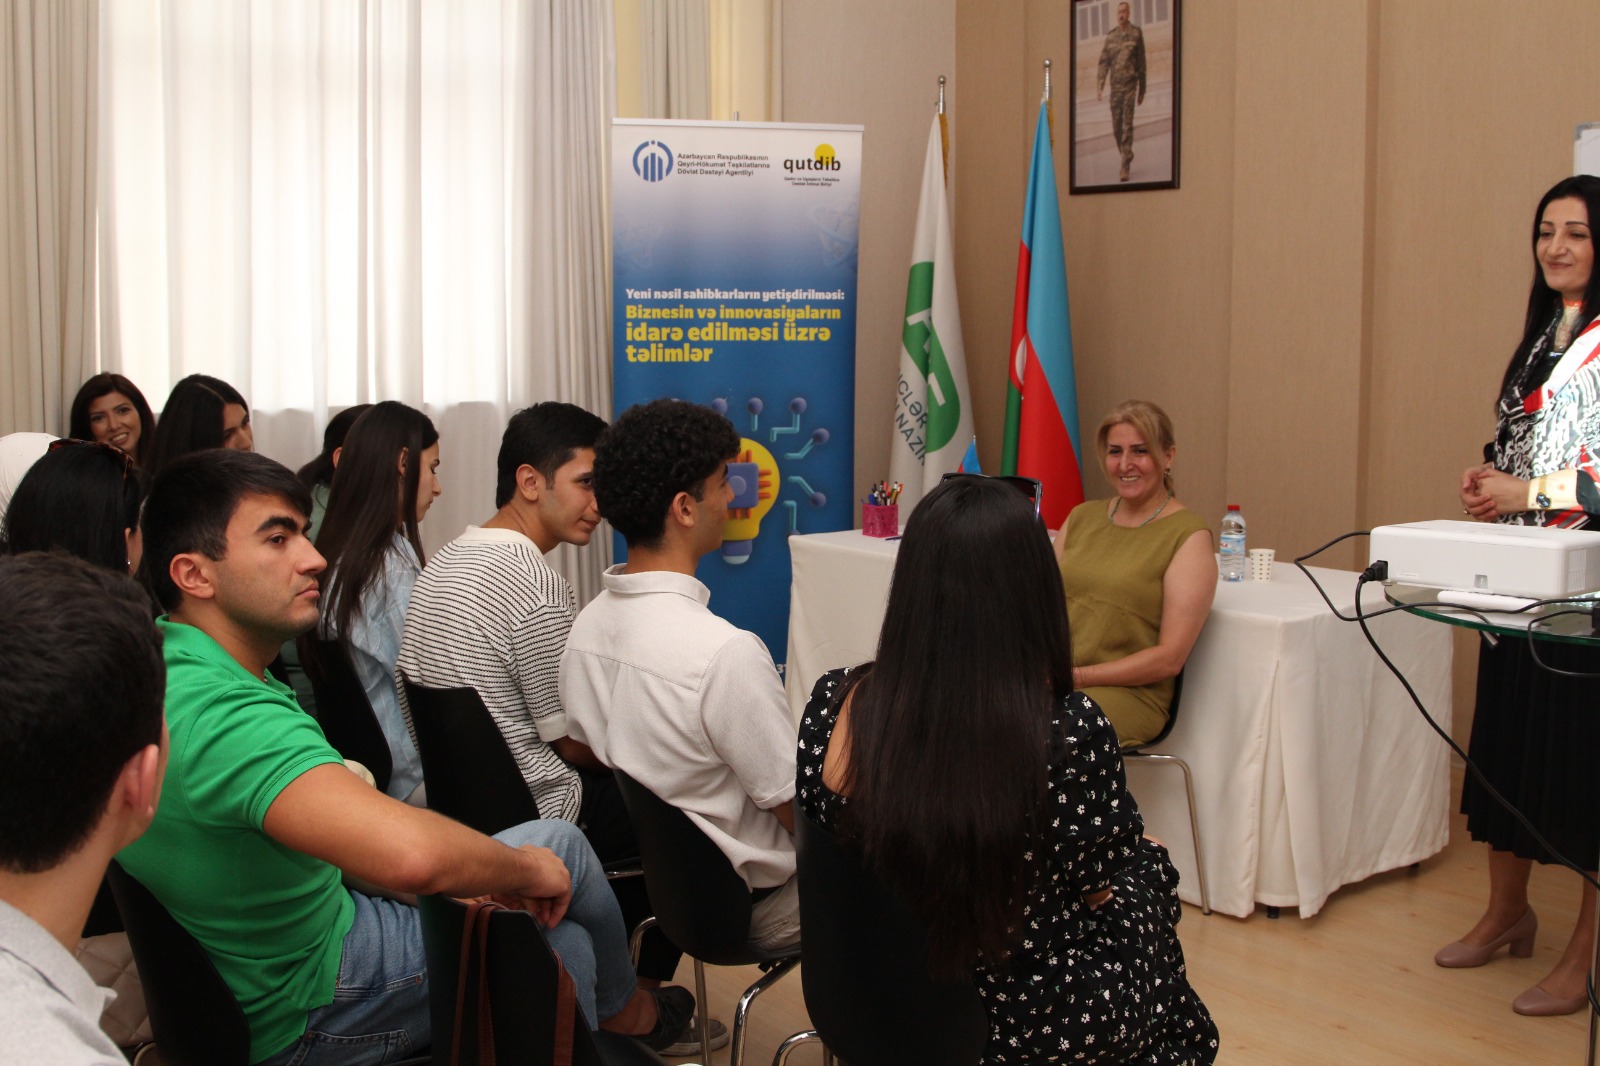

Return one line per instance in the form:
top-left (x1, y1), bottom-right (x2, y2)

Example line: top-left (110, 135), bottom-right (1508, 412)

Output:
top-left (1369, 520), bottom-right (1600, 599)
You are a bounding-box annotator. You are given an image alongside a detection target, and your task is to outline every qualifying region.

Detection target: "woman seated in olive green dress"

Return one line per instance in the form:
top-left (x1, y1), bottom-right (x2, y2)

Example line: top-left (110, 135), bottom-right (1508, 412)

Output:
top-left (1054, 400), bottom-right (1215, 746)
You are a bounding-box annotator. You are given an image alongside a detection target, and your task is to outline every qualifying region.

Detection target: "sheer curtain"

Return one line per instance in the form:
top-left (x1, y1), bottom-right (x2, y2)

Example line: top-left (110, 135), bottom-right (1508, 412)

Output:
top-left (0, 0), bottom-right (98, 436)
top-left (614, 0), bottom-right (779, 123)
top-left (708, 0), bottom-right (781, 122)
top-left (97, 0), bottom-right (616, 597)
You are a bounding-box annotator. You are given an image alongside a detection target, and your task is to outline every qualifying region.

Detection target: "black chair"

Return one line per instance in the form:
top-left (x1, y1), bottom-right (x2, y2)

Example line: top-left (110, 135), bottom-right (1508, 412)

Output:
top-left (1121, 671), bottom-right (1210, 914)
top-left (299, 635), bottom-right (395, 793)
top-left (401, 676), bottom-right (645, 905)
top-left (773, 807), bottom-right (986, 1066)
top-left (400, 675), bottom-right (541, 834)
top-left (612, 769), bottom-right (800, 1066)
top-left (109, 862), bottom-right (434, 1066)
top-left (107, 861), bottom-right (250, 1066)
top-left (418, 894), bottom-right (666, 1066)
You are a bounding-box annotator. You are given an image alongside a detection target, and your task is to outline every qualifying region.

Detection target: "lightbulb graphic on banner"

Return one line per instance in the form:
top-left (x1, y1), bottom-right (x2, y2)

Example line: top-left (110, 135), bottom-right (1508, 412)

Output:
top-left (721, 439), bottom-right (778, 565)
top-left (713, 395), bottom-right (833, 564)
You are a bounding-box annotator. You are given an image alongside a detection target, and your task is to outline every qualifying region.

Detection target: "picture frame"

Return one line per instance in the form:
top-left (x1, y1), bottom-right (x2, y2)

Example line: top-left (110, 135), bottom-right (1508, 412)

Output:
top-left (1069, 0), bottom-right (1181, 193)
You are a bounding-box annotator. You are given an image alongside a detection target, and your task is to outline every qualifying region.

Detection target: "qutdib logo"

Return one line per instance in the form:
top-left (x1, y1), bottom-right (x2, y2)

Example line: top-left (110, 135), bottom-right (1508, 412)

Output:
top-left (783, 144), bottom-right (842, 173)
top-left (633, 140), bottom-right (674, 182)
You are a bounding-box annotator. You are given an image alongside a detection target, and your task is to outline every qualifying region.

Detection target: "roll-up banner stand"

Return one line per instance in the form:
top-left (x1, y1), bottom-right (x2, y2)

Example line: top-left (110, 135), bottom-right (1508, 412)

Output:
top-left (611, 119), bottom-right (863, 670)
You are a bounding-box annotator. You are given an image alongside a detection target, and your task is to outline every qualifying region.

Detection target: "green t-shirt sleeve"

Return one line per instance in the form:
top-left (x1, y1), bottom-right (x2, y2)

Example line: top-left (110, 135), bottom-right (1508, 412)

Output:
top-left (181, 680), bottom-right (348, 830)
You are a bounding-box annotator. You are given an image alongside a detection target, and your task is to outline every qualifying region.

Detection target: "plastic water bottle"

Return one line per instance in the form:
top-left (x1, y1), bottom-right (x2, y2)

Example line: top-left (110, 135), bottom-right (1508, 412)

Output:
top-left (1219, 505), bottom-right (1247, 582)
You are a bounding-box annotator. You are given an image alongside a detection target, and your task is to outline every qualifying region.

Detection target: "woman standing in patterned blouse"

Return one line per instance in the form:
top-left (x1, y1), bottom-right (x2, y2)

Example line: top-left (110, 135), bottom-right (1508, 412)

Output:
top-left (1441, 175), bottom-right (1600, 1016)
top-left (796, 475), bottom-right (1217, 1063)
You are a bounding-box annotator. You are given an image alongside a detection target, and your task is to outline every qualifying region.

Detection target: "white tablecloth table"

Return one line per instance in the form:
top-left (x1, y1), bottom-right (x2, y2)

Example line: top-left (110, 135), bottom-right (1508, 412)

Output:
top-left (783, 528), bottom-right (1453, 918)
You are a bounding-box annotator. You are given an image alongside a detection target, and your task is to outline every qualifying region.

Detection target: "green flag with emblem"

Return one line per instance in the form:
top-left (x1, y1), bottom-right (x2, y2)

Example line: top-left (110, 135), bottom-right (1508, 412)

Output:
top-left (889, 113), bottom-right (974, 513)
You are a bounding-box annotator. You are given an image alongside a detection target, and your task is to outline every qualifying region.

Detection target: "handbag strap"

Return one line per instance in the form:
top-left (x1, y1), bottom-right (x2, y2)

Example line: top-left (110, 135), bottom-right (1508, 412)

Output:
top-left (452, 900), bottom-right (502, 1066)
top-left (475, 903), bottom-right (497, 1065)
top-left (452, 900), bottom-right (579, 1066)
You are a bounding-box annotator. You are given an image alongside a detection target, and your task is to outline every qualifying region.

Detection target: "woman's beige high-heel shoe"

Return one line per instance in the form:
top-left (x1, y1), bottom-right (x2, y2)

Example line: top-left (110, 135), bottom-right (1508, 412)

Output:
top-left (1512, 982), bottom-right (1588, 1016)
top-left (1434, 907), bottom-right (1537, 968)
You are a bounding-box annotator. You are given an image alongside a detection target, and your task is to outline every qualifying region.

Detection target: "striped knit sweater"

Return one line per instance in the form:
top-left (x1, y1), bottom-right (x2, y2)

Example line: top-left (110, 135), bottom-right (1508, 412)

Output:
top-left (396, 525), bottom-right (582, 821)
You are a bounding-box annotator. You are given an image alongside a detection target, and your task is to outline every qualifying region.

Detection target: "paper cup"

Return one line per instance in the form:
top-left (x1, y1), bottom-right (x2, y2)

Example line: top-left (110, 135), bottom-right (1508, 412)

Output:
top-left (1248, 548), bottom-right (1275, 581)
top-left (862, 503), bottom-right (899, 538)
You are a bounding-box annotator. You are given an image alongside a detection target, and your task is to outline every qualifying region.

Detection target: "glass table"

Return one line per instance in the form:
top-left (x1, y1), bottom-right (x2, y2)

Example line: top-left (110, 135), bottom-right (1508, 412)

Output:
top-left (1382, 582), bottom-right (1600, 644)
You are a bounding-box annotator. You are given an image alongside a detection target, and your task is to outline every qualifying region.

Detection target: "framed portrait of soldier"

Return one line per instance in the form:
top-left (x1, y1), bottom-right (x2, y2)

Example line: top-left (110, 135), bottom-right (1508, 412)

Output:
top-left (1069, 0), bottom-right (1181, 193)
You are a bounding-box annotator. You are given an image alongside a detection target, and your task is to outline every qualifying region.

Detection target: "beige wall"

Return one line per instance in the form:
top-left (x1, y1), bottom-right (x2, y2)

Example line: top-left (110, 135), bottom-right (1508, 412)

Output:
top-left (948, 0), bottom-right (1600, 729)
top-left (780, 0), bottom-right (957, 505)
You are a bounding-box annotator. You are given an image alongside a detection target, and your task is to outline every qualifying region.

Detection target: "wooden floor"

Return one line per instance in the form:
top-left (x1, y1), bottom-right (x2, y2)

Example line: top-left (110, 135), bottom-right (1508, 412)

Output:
top-left (668, 778), bottom-right (1593, 1065)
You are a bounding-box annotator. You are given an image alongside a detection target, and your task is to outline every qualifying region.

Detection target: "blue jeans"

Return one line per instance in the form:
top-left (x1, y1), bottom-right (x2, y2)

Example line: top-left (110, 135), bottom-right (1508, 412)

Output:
top-left (255, 819), bottom-right (636, 1065)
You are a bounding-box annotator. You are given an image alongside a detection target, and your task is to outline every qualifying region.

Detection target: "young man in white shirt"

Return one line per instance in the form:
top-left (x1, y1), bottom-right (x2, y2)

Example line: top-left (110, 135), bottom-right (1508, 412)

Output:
top-left (0, 553), bottom-right (166, 1065)
top-left (561, 399), bottom-right (800, 951)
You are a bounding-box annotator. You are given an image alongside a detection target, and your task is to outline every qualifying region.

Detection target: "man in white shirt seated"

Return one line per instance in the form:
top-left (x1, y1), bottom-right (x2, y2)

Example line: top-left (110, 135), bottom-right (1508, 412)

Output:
top-left (560, 398), bottom-right (800, 952)
top-left (0, 552), bottom-right (167, 1065)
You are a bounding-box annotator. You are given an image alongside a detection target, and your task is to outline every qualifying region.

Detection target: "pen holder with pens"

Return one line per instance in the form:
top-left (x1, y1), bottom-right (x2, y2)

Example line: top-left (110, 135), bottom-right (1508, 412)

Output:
top-left (862, 503), bottom-right (900, 538)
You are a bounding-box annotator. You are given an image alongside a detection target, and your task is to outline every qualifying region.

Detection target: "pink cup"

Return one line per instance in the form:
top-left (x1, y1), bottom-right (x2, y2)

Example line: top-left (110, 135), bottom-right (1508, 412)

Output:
top-left (862, 503), bottom-right (899, 538)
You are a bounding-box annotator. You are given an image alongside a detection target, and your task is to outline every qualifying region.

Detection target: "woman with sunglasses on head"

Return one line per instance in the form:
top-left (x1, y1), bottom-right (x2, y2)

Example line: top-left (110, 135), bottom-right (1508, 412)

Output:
top-left (1053, 399), bottom-right (1215, 747)
top-left (69, 373), bottom-right (158, 467)
top-left (314, 402), bottom-right (441, 805)
top-left (798, 475), bottom-right (1218, 1064)
top-left (141, 373), bottom-right (254, 477)
top-left (0, 439), bottom-right (147, 576)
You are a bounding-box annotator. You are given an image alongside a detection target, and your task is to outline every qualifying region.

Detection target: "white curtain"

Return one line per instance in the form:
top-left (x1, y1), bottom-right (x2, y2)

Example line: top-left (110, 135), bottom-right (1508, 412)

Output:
top-left (97, 0), bottom-right (616, 599)
top-left (709, 0), bottom-right (781, 122)
top-left (0, 0), bottom-right (98, 436)
top-left (614, 0), bottom-right (780, 123)
top-left (644, 0), bottom-right (709, 119)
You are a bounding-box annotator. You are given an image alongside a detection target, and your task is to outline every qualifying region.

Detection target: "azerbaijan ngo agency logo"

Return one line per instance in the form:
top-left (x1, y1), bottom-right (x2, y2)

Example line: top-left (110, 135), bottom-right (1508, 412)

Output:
top-left (633, 140), bottom-right (674, 182)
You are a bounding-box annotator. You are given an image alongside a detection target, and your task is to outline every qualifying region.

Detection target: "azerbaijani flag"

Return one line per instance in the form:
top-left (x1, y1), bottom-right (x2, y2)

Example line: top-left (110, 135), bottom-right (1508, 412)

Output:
top-left (1001, 101), bottom-right (1084, 530)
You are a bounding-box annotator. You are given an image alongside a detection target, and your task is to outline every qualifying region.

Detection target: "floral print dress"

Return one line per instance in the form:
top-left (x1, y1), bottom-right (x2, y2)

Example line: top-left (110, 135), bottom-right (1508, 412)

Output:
top-left (796, 669), bottom-right (1219, 1064)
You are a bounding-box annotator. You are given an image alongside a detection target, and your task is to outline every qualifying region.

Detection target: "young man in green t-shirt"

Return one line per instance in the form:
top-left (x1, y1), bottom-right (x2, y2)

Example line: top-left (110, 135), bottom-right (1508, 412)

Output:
top-left (120, 449), bottom-right (690, 1064)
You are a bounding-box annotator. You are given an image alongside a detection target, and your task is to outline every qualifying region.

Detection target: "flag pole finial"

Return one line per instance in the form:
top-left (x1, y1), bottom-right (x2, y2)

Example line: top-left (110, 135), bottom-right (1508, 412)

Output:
top-left (937, 75), bottom-right (946, 115)
top-left (1042, 58), bottom-right (1052, 103)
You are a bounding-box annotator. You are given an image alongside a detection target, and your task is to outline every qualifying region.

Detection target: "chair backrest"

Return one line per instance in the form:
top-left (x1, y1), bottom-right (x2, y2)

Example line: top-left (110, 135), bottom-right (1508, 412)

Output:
top-left (794, 807), bottom-right (987, 1066)
top-left (298, 635), bottom-right (394, 792)
top-left (1125, 669), bottom-right (1184, 753)
top-left (401, 674), bottom-right (539, 834)
top-left (611, 768), bottom-right (754, 965)
top-left (106, 861), bottom-right (250, 1066)
top-left (417, 895), bottom-right (666, 1066)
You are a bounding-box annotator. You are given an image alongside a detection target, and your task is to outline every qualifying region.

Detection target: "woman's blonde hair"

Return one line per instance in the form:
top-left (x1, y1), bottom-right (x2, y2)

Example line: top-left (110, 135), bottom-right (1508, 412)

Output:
top-left (1095, 399), bottom-right (1177, 492)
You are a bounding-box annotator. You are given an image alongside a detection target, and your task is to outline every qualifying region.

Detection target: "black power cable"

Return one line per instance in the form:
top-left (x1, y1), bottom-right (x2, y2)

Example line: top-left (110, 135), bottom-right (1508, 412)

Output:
top-left (1293, 532), bottom-right (1600, 904)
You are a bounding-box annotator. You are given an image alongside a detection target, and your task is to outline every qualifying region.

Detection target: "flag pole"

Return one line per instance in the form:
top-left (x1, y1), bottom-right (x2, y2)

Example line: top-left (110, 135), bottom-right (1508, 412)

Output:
top-left (936, 76), bottom-right (949, 182)
top-left (1042, 59), bottom-right (1054, 146)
